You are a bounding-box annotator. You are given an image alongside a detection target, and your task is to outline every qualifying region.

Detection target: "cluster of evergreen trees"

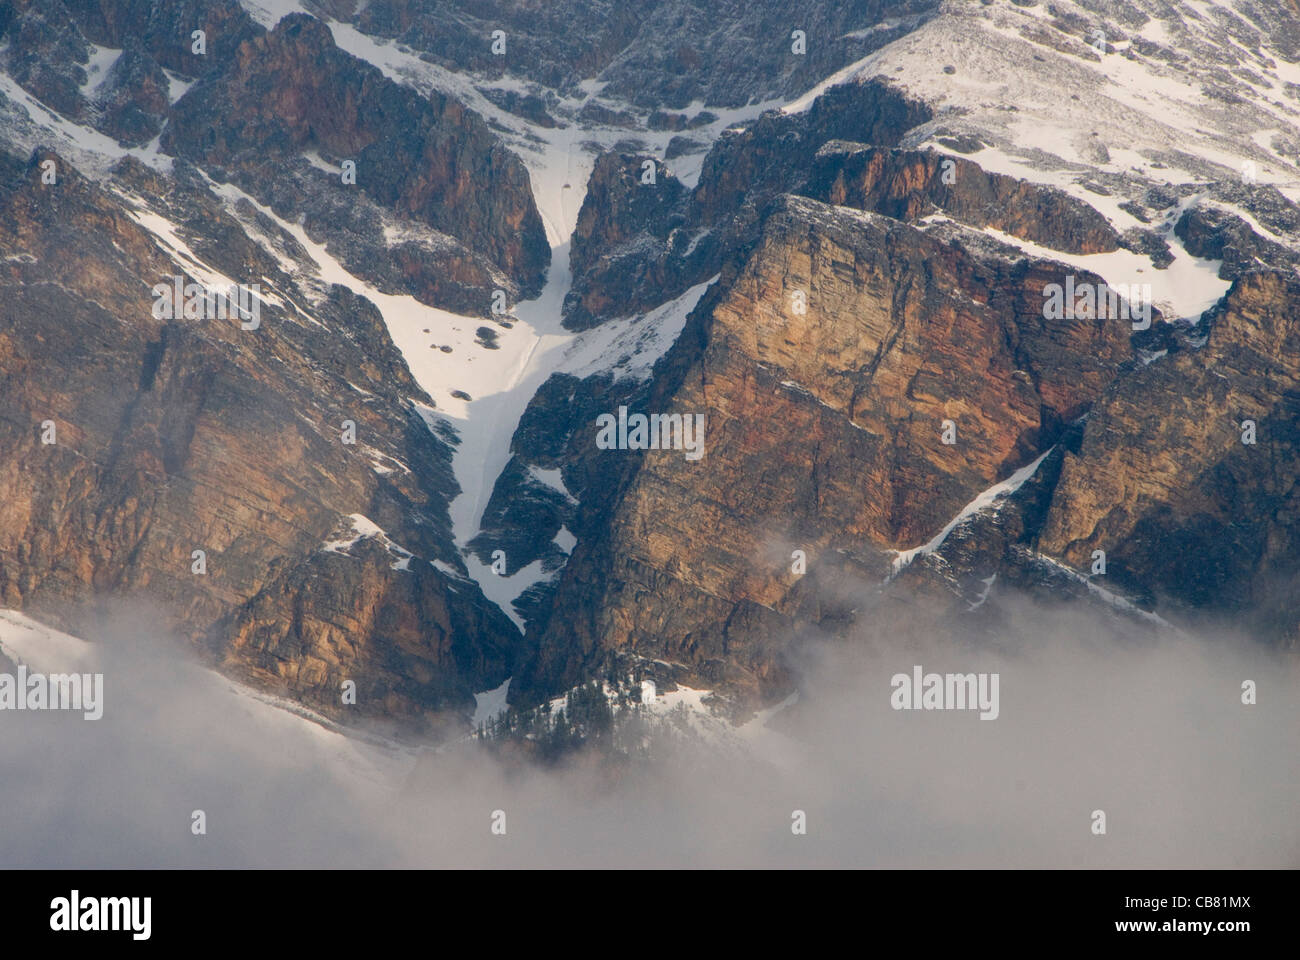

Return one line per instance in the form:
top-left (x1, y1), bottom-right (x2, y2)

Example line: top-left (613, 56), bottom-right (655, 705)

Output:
top-left (475, 663), bottom-right (676, 762)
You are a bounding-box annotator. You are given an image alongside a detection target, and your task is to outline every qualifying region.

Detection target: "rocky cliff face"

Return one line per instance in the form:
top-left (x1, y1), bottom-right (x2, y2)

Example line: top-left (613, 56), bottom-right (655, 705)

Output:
top-left (94, 38), bottom-right (172, 146)
top-left (350, 0), bottom-right (941, 107)
top-left (0, 0), bottom-right (263, 137)
top-left (0, 2), bottom-right (550, 314)
top-left (0, 148), bottom-right (518, 732)
top-left (518, 188), bottom-right (1137, 704)
top-left (802, 143), bottom-right (1121, 254)
top-left (61, 0), bottom-right (263, 73)
top-left (1038, 271), bottom-right (1300, 638)
top-left (4, 0), bottom-right (1300, 742)
top-left (163, 13), bottom-right (549, 311)
top-left (564, 80), bottom-right (934, 329)
top-left (1, 0), bottom-right (93, 118)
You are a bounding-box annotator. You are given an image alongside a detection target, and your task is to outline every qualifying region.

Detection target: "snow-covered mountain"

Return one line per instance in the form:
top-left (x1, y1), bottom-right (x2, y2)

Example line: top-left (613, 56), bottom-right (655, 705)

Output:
top-left (4, 0), bottom-right (1300, 872)
top-left (1, 0), bottom-right (1299, 743)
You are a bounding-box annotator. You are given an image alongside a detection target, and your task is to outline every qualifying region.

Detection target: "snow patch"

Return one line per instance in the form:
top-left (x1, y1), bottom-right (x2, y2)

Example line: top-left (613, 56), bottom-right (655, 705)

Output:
top-left (322, 514), bottom-right (416, 571)
top-left (890, 449), bottom-right (1054, 578)
top-left (472, 677), bottom-right (511, 727)
top-left (80, 45), bottom-right (120, 96)
top-left (560, 276), bottom-right (717, 382)
top-left (0, 609), bottom-right (94, 672)
top-left (973, 220), bottom-right (1229, 324)
top-left (529, 466), bottom-right (578, 503)
top-left (554, 526), bottom-right (577, 554)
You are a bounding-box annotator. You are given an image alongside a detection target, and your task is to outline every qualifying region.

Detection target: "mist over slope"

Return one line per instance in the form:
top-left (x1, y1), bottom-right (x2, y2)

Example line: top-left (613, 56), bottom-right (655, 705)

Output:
top-left (1, 594), bottom-right (1294, 868)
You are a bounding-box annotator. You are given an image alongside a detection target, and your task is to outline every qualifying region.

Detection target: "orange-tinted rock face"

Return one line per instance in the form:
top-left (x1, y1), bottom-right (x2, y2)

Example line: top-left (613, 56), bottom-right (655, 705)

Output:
top-left (1039, 272), bottom-right (1300, 633)
top-left (803, 144), bottom-right (1121, 255)
top-left (0, 151), bottom-right (518, 731)
top-left (523, 194), bottom-right (1135, 704)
